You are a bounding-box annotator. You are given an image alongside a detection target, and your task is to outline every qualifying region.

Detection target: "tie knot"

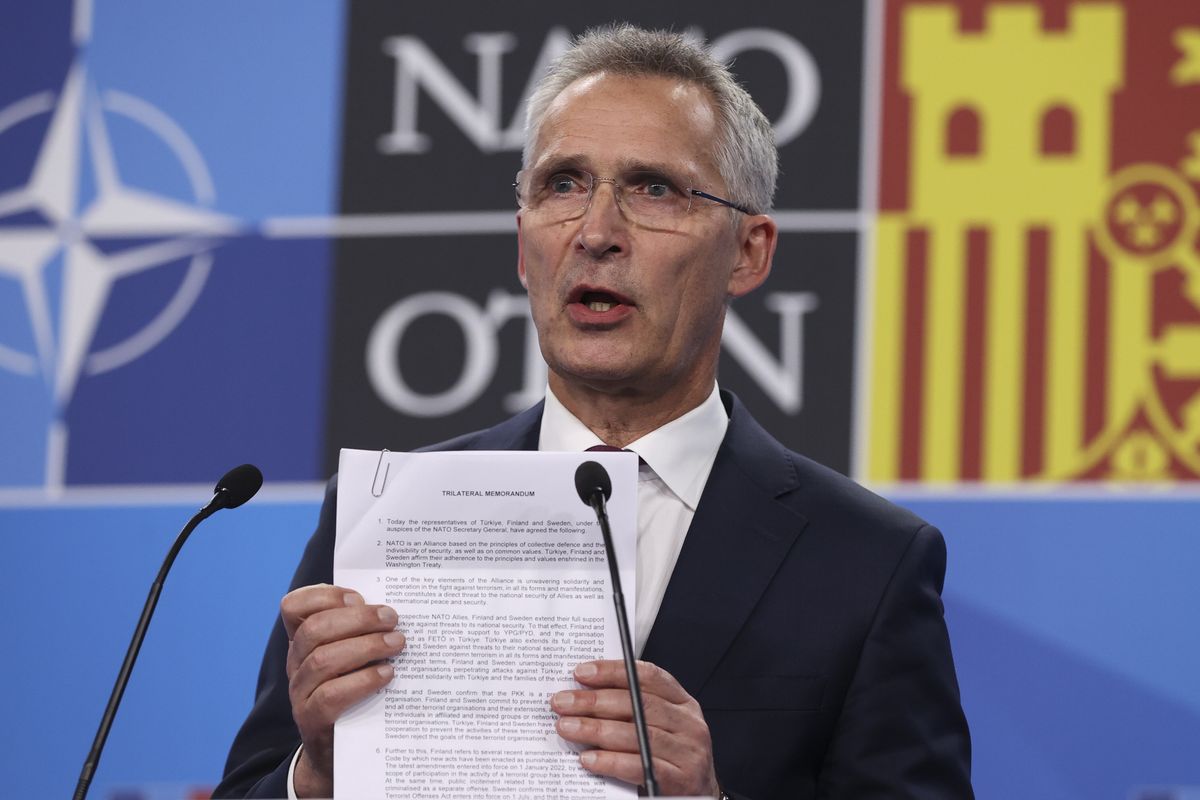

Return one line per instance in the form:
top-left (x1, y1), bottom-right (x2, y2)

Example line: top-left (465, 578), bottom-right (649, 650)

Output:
top-left (586, 444), bottom-right (647, 468)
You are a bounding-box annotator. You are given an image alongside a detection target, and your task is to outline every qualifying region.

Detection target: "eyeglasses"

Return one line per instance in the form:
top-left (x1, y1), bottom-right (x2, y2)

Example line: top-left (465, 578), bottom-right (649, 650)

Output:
top-left (513, 169), bottom-right (751, 227)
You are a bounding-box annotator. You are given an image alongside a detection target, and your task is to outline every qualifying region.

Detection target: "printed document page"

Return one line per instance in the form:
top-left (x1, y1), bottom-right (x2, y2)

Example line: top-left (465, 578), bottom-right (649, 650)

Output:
top-left (333, 449), bottom-right (638, 800)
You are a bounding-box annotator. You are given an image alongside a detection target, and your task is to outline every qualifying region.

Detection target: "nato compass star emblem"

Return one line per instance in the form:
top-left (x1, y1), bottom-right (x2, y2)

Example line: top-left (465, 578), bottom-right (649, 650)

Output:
top-left (0, 59), bottom-right (241, 487)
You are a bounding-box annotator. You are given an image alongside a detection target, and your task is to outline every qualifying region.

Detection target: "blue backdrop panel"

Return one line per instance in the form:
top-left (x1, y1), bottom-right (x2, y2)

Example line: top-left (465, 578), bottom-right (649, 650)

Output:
top-left (66, 236), bottom-right (333, 485)
top-left (0, 499), bottom-right (316, 799)
top-left (3, 497), bottom-right (1199, 798)
top-left (912, 497), bottom-right (1200, 799)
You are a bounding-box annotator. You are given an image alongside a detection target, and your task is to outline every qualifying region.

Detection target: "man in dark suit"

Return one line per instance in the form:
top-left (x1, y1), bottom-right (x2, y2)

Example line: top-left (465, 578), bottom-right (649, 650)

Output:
top-left (216, 23), bottom-right (971, 799)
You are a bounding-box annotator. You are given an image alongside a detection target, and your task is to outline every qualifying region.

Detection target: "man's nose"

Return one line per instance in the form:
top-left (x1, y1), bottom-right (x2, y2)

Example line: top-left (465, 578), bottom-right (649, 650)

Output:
top-left (576, 179), bottom-right (627, 258)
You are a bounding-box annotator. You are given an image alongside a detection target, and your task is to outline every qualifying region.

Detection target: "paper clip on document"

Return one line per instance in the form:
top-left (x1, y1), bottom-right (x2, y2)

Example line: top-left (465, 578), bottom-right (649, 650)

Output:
top-left (370, 449), bottom-right (390, 497)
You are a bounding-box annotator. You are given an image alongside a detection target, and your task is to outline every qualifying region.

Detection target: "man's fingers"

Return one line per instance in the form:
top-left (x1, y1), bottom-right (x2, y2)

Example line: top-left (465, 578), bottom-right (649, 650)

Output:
top-left (554, 659), bottom-right (719, 796)
top-left (290, 601), bottom-right (398, 658)
top-left (556, 715), bottom-right (642, 754)
top-left (551, 688), bottom-right (693, 732)
top-left (573, 659), bottom-right (692, 704)
top-left (290, 628), bottom-right (406, 703)
top-left (280, 583), bottom-right (364, 639)
top-left (296, 660), bottom-right (396, 731)
top-left (555, 713), bottom-right (703, 760)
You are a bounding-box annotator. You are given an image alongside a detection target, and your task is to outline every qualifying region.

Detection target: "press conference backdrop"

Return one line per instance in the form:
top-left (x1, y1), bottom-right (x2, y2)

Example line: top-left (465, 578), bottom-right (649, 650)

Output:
top-left (1, 1), bottom-right (1198, 797)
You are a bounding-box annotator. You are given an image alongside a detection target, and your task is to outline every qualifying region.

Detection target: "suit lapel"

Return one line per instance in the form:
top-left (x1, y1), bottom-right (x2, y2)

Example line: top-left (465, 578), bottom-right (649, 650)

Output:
top-left (641, 394), bottom-right (808, 697)
top-left (434, 395), bottom-right (805, 697)
top-left (456, 402), bottom-right (543, 451)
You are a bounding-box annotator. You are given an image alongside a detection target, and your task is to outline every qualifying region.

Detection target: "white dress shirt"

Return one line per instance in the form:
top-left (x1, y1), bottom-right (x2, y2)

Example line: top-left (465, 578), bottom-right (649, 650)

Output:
top-left (288, 385), bottom-right (729, 797)
top-left (538, 384), bottom-right (729, 656)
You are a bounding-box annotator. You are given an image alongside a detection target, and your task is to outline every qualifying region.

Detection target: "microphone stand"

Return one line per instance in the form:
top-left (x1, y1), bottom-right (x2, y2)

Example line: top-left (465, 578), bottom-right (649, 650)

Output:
top-left (585, 486), bottom-right (659, 797)
top-left (73, 491), bottom-right (230, 800)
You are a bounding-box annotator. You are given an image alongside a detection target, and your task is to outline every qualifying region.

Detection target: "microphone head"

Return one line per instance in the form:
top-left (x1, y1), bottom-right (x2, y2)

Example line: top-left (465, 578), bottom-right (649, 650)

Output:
top-left (574, 460), bottom-right (612, 505)
top-left (214, 463), bottom-right (263, 509)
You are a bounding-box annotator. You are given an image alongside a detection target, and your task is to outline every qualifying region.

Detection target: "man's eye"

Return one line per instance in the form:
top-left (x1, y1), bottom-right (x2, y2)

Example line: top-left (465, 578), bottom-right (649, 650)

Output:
top-left (635, 176), bottom-right (679, 199)
top-left (548, 174), bottom-right (582, 194)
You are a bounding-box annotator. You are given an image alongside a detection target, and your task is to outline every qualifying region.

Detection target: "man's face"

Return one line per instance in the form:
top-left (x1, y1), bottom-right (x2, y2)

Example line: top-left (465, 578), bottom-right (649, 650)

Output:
top-left (517, 73), bottom-right (773, 402)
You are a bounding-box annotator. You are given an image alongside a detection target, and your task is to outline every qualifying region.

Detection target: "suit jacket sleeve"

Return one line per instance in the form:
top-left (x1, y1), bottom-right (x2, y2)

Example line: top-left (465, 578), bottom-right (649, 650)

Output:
top-left (815, 523), bottom-right (973, 799)
top-left (211, 477), bottom-right (339, 799)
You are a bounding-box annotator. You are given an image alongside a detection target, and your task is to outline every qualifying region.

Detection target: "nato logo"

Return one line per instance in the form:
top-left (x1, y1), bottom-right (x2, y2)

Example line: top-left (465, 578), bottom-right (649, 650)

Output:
top-left (0, 59), bottom-right (238, 486)
top-left (0, 1), bottom-right (343, 489)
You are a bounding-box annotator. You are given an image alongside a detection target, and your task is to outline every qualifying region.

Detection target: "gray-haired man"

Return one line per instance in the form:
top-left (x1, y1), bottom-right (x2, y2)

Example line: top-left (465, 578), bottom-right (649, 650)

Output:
top-left (216, 23), bottom-right (972, 800)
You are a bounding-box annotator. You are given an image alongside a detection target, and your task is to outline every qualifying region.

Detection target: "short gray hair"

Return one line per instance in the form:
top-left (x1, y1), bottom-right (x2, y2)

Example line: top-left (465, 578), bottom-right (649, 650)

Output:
top-left (523, 23), bottom-right (778, 215)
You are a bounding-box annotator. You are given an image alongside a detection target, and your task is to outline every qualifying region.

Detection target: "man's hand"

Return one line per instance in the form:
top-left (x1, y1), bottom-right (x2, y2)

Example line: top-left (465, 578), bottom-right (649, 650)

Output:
top-left (282, 583), bottom-right (405, 798)
top-left (551, 659), bottom-right (720, 798)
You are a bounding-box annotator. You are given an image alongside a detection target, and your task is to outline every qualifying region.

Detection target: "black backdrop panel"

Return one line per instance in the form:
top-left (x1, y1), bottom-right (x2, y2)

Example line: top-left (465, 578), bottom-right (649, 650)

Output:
top-left (718, 231), bottom-right (859, 476)
top-left (325, 2), bottom-right (866, 476)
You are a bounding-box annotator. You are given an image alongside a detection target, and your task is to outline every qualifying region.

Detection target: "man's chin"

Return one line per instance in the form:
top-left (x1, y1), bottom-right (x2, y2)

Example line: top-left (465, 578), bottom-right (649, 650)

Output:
top-left (548, 357), bottom-right (645, 393)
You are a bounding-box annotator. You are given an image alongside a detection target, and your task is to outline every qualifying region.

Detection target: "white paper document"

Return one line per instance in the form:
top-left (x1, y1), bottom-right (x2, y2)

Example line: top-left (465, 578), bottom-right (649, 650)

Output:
top-left (333, 449), bottom-right (639, 800)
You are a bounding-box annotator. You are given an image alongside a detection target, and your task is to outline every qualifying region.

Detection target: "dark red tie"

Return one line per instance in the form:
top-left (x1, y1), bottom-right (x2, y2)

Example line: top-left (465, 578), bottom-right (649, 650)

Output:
top-left (586, 444), bottom-right (646, 466)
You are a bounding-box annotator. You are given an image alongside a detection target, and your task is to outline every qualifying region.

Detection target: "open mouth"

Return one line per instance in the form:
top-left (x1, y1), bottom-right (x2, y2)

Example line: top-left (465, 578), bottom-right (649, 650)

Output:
top-left (572, 285), bottom-right (633, 310)
top-left (567, 286), bottom-right (634, 323)
top-left (581, 291), bottom-right (620, 312)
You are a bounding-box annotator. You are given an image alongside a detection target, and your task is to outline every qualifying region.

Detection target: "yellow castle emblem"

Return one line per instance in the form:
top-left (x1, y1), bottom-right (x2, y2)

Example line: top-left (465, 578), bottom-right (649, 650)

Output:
top-left (868, 1), bottom-right (1200, 483)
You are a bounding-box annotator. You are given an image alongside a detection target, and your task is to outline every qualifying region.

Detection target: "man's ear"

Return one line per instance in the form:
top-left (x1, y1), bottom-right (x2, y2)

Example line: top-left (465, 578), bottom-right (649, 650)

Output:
top-left (727, 213), bottom-right (778, 298)
top-left (516, 212), bottom-right (529, 290)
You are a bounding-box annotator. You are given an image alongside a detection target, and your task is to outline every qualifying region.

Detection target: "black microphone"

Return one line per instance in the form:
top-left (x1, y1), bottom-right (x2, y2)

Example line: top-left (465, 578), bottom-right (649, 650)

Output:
top-left (574, 460), bottom-right (658, 797)
top-left (212, 463), bottom-right (265, 509)
top-left (73, 464), bottom-right (264, 800)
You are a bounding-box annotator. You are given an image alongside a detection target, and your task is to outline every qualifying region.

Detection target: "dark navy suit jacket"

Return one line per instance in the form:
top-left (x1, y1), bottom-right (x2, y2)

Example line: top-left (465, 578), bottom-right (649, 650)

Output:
top-left (214, 392), bottom-right (973, 799)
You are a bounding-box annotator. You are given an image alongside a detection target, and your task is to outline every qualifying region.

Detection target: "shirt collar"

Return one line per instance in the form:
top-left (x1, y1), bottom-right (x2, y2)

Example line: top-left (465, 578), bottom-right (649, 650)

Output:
top-left (539, 384), bottom-right (729, 510)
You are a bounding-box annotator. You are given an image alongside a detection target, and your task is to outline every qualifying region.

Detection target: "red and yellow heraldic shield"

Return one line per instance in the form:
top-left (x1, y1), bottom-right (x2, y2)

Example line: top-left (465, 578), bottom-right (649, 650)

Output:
top-left (869, 0), bottom-right (1200, 482)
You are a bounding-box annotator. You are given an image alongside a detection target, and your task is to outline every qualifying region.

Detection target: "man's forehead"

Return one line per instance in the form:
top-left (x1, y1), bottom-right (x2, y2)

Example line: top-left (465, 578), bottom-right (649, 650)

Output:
top-left (528, 72), bottom-right (720, 177)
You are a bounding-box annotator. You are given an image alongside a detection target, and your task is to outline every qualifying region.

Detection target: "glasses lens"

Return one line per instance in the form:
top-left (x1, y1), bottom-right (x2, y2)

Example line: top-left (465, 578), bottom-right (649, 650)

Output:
top-left (621, 172), bottom-right (691, 221)
top-left (518, 169), bottom-right (695, 227)
top-left (522, 171), bottom-right (590, 219)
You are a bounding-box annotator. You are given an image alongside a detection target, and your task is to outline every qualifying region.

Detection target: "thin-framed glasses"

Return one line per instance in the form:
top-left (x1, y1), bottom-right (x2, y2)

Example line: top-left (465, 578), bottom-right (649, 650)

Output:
top-left (513, 169), bottom-right (750, 226)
